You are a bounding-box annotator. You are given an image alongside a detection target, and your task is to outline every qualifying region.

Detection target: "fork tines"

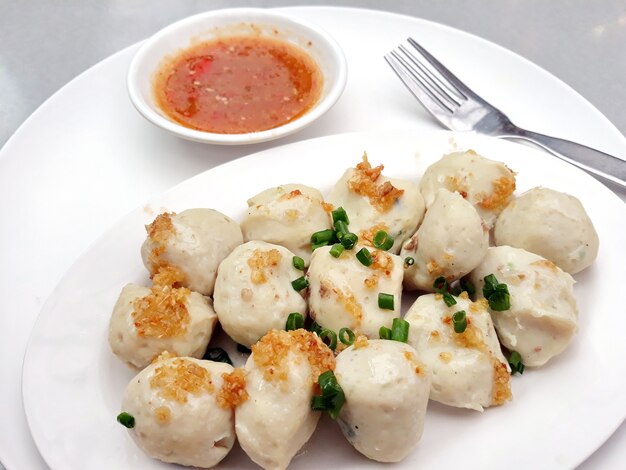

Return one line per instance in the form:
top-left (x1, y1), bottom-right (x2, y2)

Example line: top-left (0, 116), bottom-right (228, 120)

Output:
top-left (384, 37), bottom-right (475, 115)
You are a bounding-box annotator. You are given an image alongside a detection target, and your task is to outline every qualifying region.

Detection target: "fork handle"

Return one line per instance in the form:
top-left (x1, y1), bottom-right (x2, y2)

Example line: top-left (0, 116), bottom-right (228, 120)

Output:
top-left (501, 128), bottom-right (626, 190)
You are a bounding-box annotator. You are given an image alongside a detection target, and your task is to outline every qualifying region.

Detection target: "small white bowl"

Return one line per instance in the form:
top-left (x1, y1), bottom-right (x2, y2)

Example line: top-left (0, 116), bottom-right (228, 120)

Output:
top-left (127, 8), bottom-right (347, 145)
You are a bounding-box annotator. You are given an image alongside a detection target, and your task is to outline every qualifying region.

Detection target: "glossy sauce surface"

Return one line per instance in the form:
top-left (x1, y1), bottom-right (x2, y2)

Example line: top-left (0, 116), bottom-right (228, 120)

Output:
top-left (154, 35), bottom-right (323, 134)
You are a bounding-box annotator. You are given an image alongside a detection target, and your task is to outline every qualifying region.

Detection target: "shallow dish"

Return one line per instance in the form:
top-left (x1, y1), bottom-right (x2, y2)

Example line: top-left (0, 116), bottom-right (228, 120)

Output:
top-left (22, 130), bottom-right (626, 469)
top-left (127, 8), bottom-right (347, 145)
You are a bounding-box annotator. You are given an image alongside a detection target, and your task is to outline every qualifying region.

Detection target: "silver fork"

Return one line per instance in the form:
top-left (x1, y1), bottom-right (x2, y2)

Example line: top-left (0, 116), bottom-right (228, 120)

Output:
top-left (385, 37), bottom-right (626, 190)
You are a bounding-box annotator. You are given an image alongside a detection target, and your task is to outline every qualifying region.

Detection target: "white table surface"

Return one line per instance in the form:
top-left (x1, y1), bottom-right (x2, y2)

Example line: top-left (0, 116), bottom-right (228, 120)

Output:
top-left (1, 1), bottom-right (625, 469)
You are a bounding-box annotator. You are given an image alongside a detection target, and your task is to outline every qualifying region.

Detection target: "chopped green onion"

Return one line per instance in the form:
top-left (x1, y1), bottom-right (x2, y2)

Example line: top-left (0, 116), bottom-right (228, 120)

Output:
top-left (237, 343), bottom-right (251, 354)
top-left (508, 350), bottom-right (525, 375)
top-left (340, 232), bottom-right (358, 250)
top-left (391, 318), bottom-right (410, 343)
top-left (488, 290), bottom-right (510, 311)
top-left (434, 278), bottom-right (468, 309)
top-left (452, 310), bottom-right (467, 333)
top-left (356, 247), bottom-right (373, 266)
top-left (450, 285), bottom-right (463, 296)
top-left (311, 370), bottom-right (345, 419)
top-left (311, 229), bottom-right (335, 246)
top-left (117, 412), bottom-right (135, 428)
top-left (378, 293), bottom-right (395, 310)
top-left (379, 326), bottom-right (392, 340)
top-left (292, 256), bottom-right (305, 271)
top-left (286, 312), bottom-right (305, 331)
top-left (319, 328), bottom-right (338, 350)
top-left (372, 230), bottom-right (394, 251)
top-left (483, 274), bottom-right (499, 297)
top-left (338, 327), bottom-right (355, 346)
top-left (332, 206), bottom-right (349, 225)
top-left (329, 243), bottom-right (345, 258)
top-left (460, 277), bottom-right (476, 296)
top-left (433, 276), bottom-right (448, 294)
top-left (309, 321), bottom-right (323, 336)
top-left (203, 347), bottom-right (233, 365)
top-left (291, 276), bottom-right (309, 291)
top-left (443, 292), bottom-right (457, 307)
top-left (379, 319), bottom-right (410, 342)
top-left (404, 256), bottom-right (415, 268)
top-left (311, 242), bottom-right (328, 251)
top-left (311, 394), bottom-right (330, 409)
top-left (482, 274), bottom-right (511, 311)
top-left (334, 220), bottom-right (349, 239)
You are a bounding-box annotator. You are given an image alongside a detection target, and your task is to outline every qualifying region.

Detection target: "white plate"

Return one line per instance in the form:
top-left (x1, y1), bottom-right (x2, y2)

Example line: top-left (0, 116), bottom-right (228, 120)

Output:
top-left (3, 6), bottom-right (626, 469)
top-left (22, 130), bottom-right (626, 469)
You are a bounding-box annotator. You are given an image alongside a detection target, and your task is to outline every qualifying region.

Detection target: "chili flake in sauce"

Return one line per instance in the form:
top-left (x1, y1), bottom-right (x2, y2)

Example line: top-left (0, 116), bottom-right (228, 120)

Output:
top-left (153, 35), bottom-right (323, 134)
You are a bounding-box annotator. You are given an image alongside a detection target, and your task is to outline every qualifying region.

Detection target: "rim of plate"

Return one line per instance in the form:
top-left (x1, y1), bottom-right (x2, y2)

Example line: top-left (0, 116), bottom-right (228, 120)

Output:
top-left (127, 8), bottom-right (348, 145)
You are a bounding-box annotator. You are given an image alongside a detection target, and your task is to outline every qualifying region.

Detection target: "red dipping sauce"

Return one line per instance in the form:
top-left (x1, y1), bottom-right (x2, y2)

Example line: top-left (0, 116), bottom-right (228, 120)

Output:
top-left (153, 35), bottom-right (323, 134)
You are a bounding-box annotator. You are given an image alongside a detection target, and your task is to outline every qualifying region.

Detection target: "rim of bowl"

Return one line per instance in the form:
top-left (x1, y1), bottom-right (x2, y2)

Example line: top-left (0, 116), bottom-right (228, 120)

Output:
top-left (127, 8), bottom-right (348, 145)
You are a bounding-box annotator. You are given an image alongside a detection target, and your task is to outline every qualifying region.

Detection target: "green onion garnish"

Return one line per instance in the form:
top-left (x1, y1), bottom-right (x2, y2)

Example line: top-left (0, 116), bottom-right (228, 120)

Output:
top-left (203, 347), bottom-right (233, 365)
top-left (483, 274), bottom-right (499, 296)
top-left (292, 256), bottom-right (305, 271)
top-left (311, 229), bottom-right (335, 246)
top-left (508, 350), bottom-right (525, 375)
top-left (311, 370), bottom-right (345, 419)
top-left (237, 343), bottom-right (251, 354)
top-left (391, 318), bottom-right (410, 343)
top-left (451, 285), bottom-right (463, 296)
top-left (329, 243), bottom-right (345, 258)
top-left (372, 230), bottom-right (394, 251)
top-left (433, 276), bottom-right (448, 294)
top-left (117, 412), bottom-right (135, 428)
top-left (356, 247), bottom-right (373, 266)
top-left (379, 326), bottom-right (392, 340)
top-left (286, 312), bottom-right (304, 331)
top-left (309, 321), bottom-right (323, 336)
top-left (483, 274), bottom-right (511, 311)
top-left (460, 277), bottom-right (476, 296)
top-left (334, 220), bottom-right (349, 240)
top-left (338, 327), bottom-right (355, 346)
top-left (380, 319), bottom-right (410, 342)
top-left (340, 233), bottom-right (358, 250)
top-left (311, 242), bottom-right (328, 251)
top-left (291, 276), bottom-right (309, 291)
top-left (311, 395), bottom-right (330, 410)
top-left (378, 293), bottom-right (394, 310)
top-left (452, 310), bottom-right (467, 333)
top-left (332, 206), bottom-right (349, 225)
top-left (434, 276), bottom-right (456, 306)
top-left (443, 292), bottom-right (457, 307)
top-left (488, 290), bottom-right (510, 311)
top-left (404, 256), bottom-right (415, 268)
top-left (319, 328), bottom-right (338, 350)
